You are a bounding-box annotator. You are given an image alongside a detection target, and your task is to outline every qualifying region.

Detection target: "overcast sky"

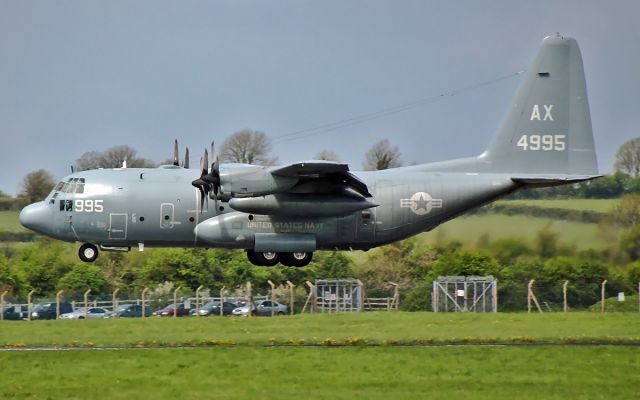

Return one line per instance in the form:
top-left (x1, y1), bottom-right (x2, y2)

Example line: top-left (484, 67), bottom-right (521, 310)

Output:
top-left (1, 0), bottom-right (639, 195)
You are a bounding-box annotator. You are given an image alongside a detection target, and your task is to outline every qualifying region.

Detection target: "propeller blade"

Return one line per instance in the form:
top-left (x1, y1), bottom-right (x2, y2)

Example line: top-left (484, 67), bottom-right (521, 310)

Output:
top-left (183, 147), bottom-right (189, 169)
top-left (210, 141), bottom-right (219, 173)
top-left (202, 148), bottom-right (209, 177)
top-left (173, 140), bottom-right (179, 166)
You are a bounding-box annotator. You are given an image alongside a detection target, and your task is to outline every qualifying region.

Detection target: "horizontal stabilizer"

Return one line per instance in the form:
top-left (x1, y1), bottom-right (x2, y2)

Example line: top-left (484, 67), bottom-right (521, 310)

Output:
top-left (511, 174), bottom-right (602, 186)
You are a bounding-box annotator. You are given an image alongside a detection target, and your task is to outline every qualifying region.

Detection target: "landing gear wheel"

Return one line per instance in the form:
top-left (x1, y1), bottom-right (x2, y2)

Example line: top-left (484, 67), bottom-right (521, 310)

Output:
top-left (280, 252), bottom-right (313, 267)
top-left (79, 243), bottom-right (99, 263)
top-left (247, 250), bottom-right (279, 267)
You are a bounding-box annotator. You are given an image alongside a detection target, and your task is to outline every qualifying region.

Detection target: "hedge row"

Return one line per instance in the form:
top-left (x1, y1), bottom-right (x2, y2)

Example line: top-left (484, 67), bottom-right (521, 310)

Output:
top-left (471, 203), bottom-right (606, 223)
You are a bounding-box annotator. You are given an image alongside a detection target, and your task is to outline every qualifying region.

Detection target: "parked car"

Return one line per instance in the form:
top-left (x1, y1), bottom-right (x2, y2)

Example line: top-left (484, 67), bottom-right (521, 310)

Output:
top-left (190, 301), bottom-right (236, 316)
top-left (112, 304), bottom-right (152, 318)
top-left (152, 303), bottom-right (192, 317)
top-left (31, 302), bottom-right (73, 320)
top-left (2, 305), bottom-right (27, 321)
top-left (232, 300), bottom-right (288, 316)
top-left (60, 307), bottom-right (112, 319)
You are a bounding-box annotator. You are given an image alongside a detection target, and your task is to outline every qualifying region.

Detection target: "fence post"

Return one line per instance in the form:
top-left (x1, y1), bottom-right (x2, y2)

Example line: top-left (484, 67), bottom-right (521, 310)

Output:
top-left (112, 288), bottom-right (120, 317)
top-left (195, 285), bottom-right (204, 318)
top-left (601, 280), bottom-right (608, 313)
top-left (527, 280), bottom-right (533, 313)
top-left (220, 286), bottom-right (226, 317)
top-left (563, 280), bottom-right (569, 313)
top-left (302, 281), bottom-right (315, 314)
top-left (287, 281), bottom-right (295, 315)
top-left (389, 282), bottom-right (399, 310)
top-left (0, 290), bottom-right (7, 321)
top-left (27, 290), bottom-right (35, 321)
top-left (247, 282), bottom-right (253, 318)
top-left (83, 289), bottom-right (91, 319)
top-left (56, 290), bottom-right (64, 320)
top-left (173, 286), bottom-right (182, 318)
top-left (267, 280), bottom-right (276, 316)
top-left (141, 287), bottom-right (149, 318)
top-left (527, 279), bottom-right (542, 313)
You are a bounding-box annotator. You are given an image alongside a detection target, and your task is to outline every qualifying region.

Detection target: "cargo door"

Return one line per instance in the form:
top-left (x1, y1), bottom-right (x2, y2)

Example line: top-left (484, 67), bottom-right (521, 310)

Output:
top-left (108, 213), bottom-right (128, 240)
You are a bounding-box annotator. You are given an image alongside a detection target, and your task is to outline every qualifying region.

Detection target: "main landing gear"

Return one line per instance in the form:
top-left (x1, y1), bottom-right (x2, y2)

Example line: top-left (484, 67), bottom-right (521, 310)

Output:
top-left (79, 243), bottom-right (99, 263)
top-left (246, 250), bottom-right (313, 267)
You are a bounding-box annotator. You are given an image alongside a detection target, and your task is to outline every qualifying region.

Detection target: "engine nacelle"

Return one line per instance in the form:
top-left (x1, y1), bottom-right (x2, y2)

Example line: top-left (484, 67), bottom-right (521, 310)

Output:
top-left (220, 166), bottom-right (297, 197)
top-left (194, 212), bottom-right (317, 252)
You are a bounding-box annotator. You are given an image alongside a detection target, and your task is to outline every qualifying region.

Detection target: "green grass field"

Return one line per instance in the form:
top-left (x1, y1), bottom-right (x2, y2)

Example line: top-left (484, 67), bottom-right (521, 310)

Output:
top-left (1, 312), bottom-right (638, 348)
top-left (1, 313), bottom-right (639, 399)
top-left (1, 346), bottom-right (638, 400)
top-left (423, 214), bottom-right (607, 249)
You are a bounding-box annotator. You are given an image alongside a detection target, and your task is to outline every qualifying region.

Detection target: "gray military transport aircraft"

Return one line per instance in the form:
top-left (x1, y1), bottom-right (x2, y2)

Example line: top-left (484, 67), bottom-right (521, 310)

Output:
top-left (20, 35), bottom-right (599, 267)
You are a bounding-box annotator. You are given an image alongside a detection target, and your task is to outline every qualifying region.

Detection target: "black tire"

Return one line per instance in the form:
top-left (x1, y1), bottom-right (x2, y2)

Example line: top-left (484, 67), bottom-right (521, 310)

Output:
top-left (248, 250), bottom-right (279, 267)
top-left (280, 252), bottom-right (313, 267)
top-left (277, 311), bottom-right (285, 316)
top-left (78, 243), bottom-right (99, 262)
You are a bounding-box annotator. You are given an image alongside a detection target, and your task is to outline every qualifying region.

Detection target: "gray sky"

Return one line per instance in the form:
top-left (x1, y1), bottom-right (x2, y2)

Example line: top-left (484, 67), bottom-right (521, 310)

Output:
top-left (1, 0), bottom-right (639, 195)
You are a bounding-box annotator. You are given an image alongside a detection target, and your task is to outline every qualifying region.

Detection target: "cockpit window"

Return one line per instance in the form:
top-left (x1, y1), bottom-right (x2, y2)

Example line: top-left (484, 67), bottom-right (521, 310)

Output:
top-left (53, 178), bottom-right (86, 195)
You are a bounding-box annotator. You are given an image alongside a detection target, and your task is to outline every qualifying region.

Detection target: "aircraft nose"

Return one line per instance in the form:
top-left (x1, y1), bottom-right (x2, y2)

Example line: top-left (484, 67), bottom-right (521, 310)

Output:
top-left (19, 202), bottom-right (52, 234)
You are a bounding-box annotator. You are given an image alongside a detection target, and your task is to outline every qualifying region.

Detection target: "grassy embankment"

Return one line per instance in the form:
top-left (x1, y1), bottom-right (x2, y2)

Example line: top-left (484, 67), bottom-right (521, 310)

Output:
top-left (420, 199), bottom-right (618, 250)
top-left (1, 312), bottom-right (639, 399)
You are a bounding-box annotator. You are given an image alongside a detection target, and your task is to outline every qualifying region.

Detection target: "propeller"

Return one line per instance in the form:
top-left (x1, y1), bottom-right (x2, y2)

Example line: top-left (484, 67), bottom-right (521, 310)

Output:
top-left (191, 143), bottom-right (223, 213)
top-left (191, 154), bottom-right (209, 211)
top-left (203, 142), bottom-right (221, 197)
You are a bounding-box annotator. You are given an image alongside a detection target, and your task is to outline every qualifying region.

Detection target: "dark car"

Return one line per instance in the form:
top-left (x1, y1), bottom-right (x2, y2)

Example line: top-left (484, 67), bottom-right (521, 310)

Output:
top-left (190, 301), bottom-right (236, 316)
top-left (113, 304), bottom-right (152, 318)
top-left (31, 302), bottom-right (73, 320)
top-left (152, 303), bottom-right (192, 317)
top-left (2, 305), bottom-right (27, 321)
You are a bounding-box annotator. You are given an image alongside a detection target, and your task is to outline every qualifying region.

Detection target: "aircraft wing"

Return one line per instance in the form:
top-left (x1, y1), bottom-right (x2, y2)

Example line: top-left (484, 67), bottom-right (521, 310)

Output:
top-left (270, 160), bottom-right (349, 177)
top-left (270, 161), bottom-right (372, 197)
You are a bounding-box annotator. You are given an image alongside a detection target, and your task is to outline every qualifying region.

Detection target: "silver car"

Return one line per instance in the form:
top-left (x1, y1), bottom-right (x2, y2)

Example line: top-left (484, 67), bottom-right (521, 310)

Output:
top-left (232, 300), bottom-right (288, 316)
top-left (60, 307), bottom-right (112, 319)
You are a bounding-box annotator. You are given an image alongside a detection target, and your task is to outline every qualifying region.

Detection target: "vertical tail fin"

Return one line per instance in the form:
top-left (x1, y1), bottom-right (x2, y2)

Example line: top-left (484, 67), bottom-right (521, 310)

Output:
top-left (481, 35), bottom-right (598, 175)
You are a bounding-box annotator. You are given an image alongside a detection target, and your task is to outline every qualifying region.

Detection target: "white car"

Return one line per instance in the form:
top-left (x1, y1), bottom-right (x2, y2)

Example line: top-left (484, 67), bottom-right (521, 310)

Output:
top-left (60, 307), bottom-right (112, 319)
top-left (232, 300), bottom-right (288, 316)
